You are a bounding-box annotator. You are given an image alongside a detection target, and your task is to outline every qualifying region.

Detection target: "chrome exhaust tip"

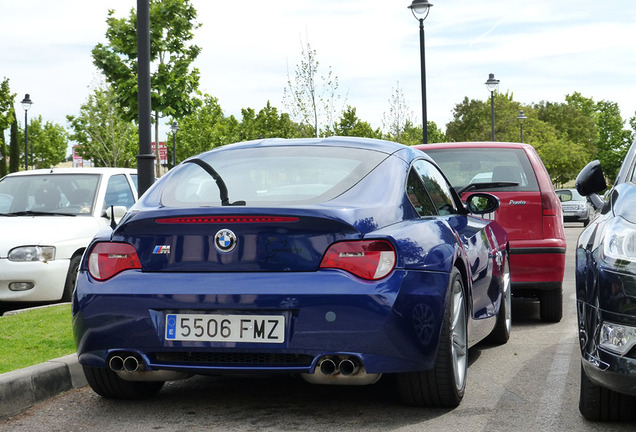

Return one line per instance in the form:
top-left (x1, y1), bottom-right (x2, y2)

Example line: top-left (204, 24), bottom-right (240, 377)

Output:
top-left (338, 358), bottom-right (359, 376)
top-left (123, 356), bottom-right (142, 372)
top-left (319, 358), bottom-right (338, 376)
top-left (108, 356), bottom-right (124, 372)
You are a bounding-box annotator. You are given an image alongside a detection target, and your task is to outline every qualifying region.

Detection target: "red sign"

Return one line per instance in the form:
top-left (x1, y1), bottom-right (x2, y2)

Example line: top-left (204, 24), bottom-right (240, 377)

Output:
top-left (152, 142), bottom-right (168, 164)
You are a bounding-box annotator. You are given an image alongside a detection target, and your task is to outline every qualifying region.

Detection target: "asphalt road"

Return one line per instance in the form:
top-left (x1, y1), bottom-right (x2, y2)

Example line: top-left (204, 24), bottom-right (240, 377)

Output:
top-left (1, 223), bottom-right (634, 431)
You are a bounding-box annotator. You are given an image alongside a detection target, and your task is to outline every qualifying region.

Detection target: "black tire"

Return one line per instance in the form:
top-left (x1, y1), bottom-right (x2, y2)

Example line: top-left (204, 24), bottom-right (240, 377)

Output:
top-left (539, 286), bottom-right (562, 323)
top-left (579, 364), bottom-right (635, 421)
top-left (83, 366), bottom-right (164, 399)
top-left (61, 255), bottom-right (81, 302)
top-left (487, 256), bottom-right (511, 345)
top-left (397, 267), bottom-right (467, 408)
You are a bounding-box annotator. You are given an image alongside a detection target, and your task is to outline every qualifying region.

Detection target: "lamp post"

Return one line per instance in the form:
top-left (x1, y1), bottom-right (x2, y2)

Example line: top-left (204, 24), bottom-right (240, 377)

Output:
top-left (170, 121), bottom-right (180, 167)
top-left (484, 73), bottom-right (499, 141)
top-left (517, 110), bottom-right (527, 143)
top-left (408, 0), bottom-right (433, 144)
top-left (21, 94), bottom-right (33, 170)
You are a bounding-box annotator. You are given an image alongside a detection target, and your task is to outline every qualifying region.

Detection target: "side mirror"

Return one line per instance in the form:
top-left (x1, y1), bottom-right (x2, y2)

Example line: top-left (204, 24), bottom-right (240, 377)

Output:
top-left (465, 193), bottom-right (500, 214)
top-left (575, 160), bottom-right (607, 211)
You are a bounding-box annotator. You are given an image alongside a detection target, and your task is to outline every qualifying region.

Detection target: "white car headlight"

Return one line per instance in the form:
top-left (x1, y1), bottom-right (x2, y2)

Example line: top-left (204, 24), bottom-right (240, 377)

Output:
top-left (599, 321), bottom-right (636, 355)
top-left (602, 217), bottom-right (636, 265)
top-left (8, 246), bottom-right (56, 262)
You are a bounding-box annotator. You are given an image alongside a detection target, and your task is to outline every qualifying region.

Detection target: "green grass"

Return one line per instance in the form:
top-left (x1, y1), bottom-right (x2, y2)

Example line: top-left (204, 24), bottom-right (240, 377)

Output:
top-left (0, 304), bottom-right (76, 374)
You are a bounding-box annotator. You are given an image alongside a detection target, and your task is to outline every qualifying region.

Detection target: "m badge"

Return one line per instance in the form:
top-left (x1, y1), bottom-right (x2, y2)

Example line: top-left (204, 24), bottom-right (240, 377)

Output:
top-left (153, 245), bottom-right (171, 254)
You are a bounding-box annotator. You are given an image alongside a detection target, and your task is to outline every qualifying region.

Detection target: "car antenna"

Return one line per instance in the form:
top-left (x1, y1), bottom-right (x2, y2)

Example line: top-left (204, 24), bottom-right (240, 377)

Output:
top-left (110, 205), bottom-right (117, 229)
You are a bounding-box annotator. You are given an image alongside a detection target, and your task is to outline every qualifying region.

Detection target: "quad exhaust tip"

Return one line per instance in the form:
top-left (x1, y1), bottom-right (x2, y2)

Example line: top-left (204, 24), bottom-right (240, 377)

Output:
top-left (303, 355), bottom-right (381, 385)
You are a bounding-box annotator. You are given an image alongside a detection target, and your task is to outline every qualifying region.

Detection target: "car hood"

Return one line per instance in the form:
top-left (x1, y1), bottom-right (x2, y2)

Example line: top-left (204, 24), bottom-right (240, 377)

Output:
top-left (0, 215), bottom-right (105, 256)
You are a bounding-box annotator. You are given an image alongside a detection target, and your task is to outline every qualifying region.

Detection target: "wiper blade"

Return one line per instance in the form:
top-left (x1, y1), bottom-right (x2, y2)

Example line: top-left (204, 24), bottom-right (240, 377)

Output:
top-left (1, 210), bottom-right (76, 217)
top-left (184, 158), bottom-right (245, 206)
top-left (458, 181), bottom-right (518, 194)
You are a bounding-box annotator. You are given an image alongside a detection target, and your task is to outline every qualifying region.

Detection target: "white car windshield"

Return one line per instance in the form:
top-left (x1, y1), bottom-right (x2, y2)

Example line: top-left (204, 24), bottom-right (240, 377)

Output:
top-left (0, 174), bottom-right (100, 215)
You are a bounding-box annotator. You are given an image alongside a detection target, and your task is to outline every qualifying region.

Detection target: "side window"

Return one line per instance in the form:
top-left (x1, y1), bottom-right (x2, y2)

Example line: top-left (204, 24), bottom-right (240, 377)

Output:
top-left (413, 160), bottom-right (457, 216)
top-left (104, 175), bottom-right (135, 210)
top-left (407, 168), bottom-right (437, 216)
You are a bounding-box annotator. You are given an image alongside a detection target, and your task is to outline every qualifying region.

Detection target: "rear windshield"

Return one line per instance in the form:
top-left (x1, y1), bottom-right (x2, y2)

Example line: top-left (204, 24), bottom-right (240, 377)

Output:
top-left (160, 146), bottom-right (388, 207)
top-left (423, 148), bottom-right (539, 192)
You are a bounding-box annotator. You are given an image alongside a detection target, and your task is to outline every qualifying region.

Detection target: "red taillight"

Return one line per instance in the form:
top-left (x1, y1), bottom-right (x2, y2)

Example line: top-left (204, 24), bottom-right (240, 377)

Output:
top-left (320, 240), bottom-right (396, 280)
top-left (88, 243), bottom-right (141, 281)
top-left (541, 191), bottom-right (559, 216)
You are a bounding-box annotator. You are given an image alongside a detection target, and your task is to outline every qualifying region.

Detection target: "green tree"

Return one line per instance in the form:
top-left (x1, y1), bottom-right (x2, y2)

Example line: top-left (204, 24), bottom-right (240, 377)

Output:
top-left (92, 0), bottom-right (202, 176)
top-left (595, 100), bottom-right (631, 181)
top-left (328, 106), bottom-right (381, 138)
top-left (24, 116), bottom-right (68, 169)
top-left (382, 81), bottom-right (415, 143)
top-left (445, 92), bottom-right (592, 184)
top-left (67, 85), bottom-right (138, 167)
top-left (239, 102), bottom-right (300, 141)
top-left (535, 98), bottom-right (597, 155)
top-left (283, 38), bottom-right (344, 137)
top-left (171, 95), bottom-right (240, 162)
top-left (0, 78), bottom-right (16, 176)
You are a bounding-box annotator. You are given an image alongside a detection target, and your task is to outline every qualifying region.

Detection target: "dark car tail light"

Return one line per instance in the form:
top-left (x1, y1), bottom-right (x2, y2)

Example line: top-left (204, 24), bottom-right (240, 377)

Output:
top-left (88, 243), bottom-right (141, 281)
top-left (320, 240), bottom-right (396, 280)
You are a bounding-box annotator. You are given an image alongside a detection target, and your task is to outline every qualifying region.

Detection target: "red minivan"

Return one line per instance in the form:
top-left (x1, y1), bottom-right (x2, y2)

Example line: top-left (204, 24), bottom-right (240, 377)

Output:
top-left (417, 142), bottom-right (565, 322)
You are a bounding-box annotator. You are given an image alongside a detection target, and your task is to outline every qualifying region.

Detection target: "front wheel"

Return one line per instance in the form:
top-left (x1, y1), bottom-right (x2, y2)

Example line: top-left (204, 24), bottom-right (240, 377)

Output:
top-left (579, 364), bottom-right (635, 421)
top-left (397, 267), bottom-right (467, 408)
top-left (83, 366), bottom-right (164, 399)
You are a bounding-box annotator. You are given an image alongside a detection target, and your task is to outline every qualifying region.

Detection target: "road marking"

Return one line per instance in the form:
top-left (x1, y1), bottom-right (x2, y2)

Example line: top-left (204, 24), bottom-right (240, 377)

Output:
top-left (534, 334), bottom-right (576, 429)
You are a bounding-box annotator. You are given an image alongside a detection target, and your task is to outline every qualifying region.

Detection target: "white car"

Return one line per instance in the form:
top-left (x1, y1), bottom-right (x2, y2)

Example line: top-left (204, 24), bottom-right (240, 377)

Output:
top-left (0, 168), bottom-right (138, 303)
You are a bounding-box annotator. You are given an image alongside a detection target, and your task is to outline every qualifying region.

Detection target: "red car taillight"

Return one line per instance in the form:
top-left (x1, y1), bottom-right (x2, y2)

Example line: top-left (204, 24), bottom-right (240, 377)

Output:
top-left (320, 240), bottom-right (396, 280)
top-left (541, 191), bottom-right (559, 216)
top-left (88, 243), bottom-right (141, 281)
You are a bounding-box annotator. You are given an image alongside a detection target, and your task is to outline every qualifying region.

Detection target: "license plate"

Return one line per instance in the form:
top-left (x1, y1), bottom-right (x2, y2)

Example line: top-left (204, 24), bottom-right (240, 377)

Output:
top-left (165, 313), bottom-right (285, 343)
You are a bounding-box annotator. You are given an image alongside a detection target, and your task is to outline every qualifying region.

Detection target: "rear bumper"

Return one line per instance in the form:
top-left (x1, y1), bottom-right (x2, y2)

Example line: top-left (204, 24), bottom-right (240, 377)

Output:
top-left (508, 240), bottom-right (566, 287)
top-left (563, 210), bottom-right (589, 222)
top-left (73, 269), bottom-right (452, 376)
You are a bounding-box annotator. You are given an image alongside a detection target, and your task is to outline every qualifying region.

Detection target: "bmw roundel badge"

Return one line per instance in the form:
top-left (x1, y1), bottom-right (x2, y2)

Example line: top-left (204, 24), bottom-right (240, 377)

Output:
top-left (214, 229), bottom-right (237, 253)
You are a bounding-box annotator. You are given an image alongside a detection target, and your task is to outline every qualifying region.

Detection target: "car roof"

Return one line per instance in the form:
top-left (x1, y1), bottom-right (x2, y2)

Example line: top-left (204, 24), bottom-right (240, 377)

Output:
top-left (3, 167), bottom-right (137, 178)
top-left (196, 136), bottom-right (414, 156)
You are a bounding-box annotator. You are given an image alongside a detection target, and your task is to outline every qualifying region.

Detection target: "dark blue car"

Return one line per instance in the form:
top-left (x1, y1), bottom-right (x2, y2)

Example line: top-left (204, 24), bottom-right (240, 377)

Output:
top-left (72, 137), bottom-right (510, 408)
top-left (576, 141), bottom-right (636, 420)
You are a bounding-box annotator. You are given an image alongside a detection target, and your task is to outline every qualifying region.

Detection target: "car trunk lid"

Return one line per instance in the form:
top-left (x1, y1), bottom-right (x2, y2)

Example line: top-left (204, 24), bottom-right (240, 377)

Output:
top-left (114, 210), bottom-right (363, 272)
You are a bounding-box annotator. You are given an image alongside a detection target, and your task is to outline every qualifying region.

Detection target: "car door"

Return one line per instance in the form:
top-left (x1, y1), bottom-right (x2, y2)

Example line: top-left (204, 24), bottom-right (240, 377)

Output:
top-left (410, 159), bottom-right (499, 320)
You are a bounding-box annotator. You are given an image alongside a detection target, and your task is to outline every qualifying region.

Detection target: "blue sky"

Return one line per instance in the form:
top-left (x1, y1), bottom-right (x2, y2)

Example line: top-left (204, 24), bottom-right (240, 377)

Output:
top-left (2, 0), bottom-right (635, 143)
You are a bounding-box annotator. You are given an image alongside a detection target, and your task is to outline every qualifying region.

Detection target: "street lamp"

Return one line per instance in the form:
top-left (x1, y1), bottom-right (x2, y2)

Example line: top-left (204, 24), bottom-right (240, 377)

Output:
top-left (21, 94), bottom-right (33, 170)
top-left (484, 73), bottom-right (499, 141)
top-left (517, 110), bottom-right (527, 143)
top-left (170, 121), bottom-right (180, 167)
top-left (408, 0), bottom-right (433, 144)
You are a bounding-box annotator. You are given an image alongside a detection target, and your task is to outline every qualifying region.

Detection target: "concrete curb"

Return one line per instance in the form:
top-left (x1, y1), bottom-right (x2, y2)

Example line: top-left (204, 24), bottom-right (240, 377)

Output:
top-left (0, 354), bottom-right (87, 420)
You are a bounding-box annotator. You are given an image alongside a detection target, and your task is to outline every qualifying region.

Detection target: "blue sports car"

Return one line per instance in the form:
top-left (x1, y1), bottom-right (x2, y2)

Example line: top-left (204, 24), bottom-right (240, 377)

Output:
top-left (72, 137), bottom-right (510, 408)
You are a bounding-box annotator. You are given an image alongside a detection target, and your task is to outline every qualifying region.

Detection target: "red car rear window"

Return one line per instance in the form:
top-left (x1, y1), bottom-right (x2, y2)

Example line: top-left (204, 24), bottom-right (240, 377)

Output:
top-left (423, 148), bottom-right (539, 193)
